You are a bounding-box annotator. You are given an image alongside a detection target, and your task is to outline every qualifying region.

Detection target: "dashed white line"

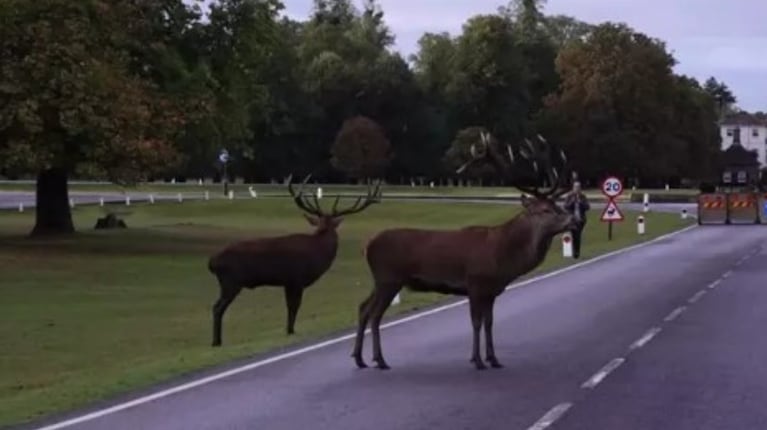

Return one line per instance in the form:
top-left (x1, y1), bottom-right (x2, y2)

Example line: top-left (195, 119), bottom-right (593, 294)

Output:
top-left (581, 358), bottom-right (625, 389)
top-left (688, 290), bottom-right (706, 303)
top-left (527, 403), bottom-right (573, 430)
top-left (707, 279), bottom-right (721, 290)
top-left (721, 270), bottom-right (733, 279)
top-left (629, 327), bottom-right (662, 351)
top-left (664, 306), bottom-right (687, 322)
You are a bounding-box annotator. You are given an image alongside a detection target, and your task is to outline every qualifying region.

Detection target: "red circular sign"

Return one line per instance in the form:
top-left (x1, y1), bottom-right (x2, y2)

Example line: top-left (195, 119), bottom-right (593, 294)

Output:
top-left (563, 236), bottom-right (571, 243)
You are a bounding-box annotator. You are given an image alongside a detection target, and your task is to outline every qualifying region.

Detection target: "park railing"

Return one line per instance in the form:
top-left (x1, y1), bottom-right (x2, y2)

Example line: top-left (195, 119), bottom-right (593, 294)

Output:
top-left (698, 191), bottom-right (767, 225)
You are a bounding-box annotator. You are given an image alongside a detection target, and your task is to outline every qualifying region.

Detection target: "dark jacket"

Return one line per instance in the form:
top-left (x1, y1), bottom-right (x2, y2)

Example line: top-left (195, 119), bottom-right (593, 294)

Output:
top-left (563, 191), bottom-right (590, 225)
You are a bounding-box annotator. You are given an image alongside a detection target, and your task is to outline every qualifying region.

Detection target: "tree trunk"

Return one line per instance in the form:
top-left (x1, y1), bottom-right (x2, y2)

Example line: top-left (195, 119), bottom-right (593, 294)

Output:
top-left (30, 168), bottom-right (75, 237)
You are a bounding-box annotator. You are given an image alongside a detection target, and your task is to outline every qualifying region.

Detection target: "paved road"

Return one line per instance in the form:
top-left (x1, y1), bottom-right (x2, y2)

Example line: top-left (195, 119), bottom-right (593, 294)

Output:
top-left (16, 224), bottom-right (767, 430)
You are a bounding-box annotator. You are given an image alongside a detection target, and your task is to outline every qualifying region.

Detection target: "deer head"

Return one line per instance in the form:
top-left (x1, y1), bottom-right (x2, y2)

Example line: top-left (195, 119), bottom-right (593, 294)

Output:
top-left (286, 174), bottom-right (382, 232)
top-left (457, 131), bottom-right (578, 235)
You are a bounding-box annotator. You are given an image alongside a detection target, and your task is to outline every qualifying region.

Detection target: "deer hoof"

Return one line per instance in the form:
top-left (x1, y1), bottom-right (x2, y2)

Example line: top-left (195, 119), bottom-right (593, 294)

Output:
top-left (211, 341), bottom-right (221, 347)
top-left (470, 357), bottom-right (487, 370)
top-left (353, 355), bottom-right (368, 369)
top-left (374, 358), bottom-right (391, 370)
top-left (487, 358), bottom-right (504, 369)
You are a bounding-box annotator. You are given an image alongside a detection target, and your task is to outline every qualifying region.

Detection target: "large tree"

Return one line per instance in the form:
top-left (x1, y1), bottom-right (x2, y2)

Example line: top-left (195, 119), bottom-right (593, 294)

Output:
top-left (0, 0), bottom-right (187, 235)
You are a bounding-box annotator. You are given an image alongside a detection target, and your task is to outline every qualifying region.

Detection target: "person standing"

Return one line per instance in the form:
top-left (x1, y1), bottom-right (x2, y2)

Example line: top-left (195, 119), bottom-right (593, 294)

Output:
top-left (563, 179), bottom-right (590, 258)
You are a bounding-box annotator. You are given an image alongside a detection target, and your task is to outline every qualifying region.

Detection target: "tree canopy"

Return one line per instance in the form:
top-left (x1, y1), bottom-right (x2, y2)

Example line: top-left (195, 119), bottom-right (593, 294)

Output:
top-left (0, 0), bottom-right (737, 233)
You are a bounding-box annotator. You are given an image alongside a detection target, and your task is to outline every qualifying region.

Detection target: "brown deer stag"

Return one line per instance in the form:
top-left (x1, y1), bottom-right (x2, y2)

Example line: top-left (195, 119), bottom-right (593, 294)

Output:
top-left (351, 132), bottom-right (578, 370)
top-left (208, 175), bottom-right (382, 347)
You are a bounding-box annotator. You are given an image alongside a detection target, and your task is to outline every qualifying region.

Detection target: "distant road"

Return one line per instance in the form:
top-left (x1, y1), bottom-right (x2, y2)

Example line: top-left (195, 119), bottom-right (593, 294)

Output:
top-left (0, 191), bottom-right (695, 215)
top-left (16, 225), bottom-right (767, 430)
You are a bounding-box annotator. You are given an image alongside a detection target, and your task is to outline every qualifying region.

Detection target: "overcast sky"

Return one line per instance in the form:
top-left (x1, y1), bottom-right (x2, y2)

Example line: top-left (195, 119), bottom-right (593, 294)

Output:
top-left (269, 0), bottom-right (766, 112)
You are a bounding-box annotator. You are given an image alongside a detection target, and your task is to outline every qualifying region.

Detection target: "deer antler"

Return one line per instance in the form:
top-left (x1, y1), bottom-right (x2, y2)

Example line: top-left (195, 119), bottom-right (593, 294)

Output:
top-left (287, 174), bottom-right (382, 218)
top-left (455, 131), bottom-right (571, 199)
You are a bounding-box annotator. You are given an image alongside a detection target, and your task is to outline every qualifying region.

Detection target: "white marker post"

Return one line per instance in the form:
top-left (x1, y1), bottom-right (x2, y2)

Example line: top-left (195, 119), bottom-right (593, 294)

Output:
top-left (228, 190), bottom-right (234, 200)
top-left (204, 191), bottom-right (210, 201)
top-left (316, 187), bottom-right (323, 199)
top-left (248, 186), bottom-right (257, 198)
top-left (177, 193), bottom-right (183, 203)
top-left (99, 197), bottom-right (104, 207)
top-left (643, 193), bottom-right (650, 213)
top-left (681, 208), bottom-right (688, 219)
top-left (18, 203), bottom-right (24, 212)
top-left (69, 198), bottom-right (75, 208)
top-left (149, 194), bottom-right (155, 204)
top-left (125, 196), bottom-right (131, 206)
top-left (637, 215), bottom-right (646, 235)
top-left (562, 232), bottom-right (573, 258)
top-left (391, 292), bottom-right (401, 306)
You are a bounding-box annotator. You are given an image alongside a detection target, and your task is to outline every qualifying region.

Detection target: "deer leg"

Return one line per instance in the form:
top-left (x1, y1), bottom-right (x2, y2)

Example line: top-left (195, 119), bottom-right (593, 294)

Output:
top-left (352, 292), bottom-right (375, 369)
top-left (212, 283), bottom-right (241, 347)
top-left (468, 295), bottom-right (487, 370)
top-left (284, 286), bottom-right (304, 335)
top-left (370, 284), bottom-right (401, 370)
top-left (483, 297), bottom-right (502, 368)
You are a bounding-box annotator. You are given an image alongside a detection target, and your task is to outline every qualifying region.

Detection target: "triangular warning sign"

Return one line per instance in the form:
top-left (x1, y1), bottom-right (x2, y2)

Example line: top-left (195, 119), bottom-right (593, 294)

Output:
top-left (600, 200), bottom-right (624, 222)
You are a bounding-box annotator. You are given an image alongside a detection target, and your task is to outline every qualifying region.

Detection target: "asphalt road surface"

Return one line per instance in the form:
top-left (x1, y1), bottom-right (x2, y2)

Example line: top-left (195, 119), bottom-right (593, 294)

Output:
top-left (16, 224), bottom-right (767, 430)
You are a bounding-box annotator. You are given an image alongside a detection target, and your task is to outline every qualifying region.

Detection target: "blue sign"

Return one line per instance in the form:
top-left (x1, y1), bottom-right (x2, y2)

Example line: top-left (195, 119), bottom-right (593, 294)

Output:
top-left (218, 149), bottom-right (230, 164)
top-left (763, 202), bottom-right (767, 217)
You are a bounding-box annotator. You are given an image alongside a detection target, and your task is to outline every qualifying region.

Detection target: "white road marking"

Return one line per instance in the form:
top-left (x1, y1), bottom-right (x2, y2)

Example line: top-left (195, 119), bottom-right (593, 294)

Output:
top-left (581, 358), bottom-right (626, 389)
top-left (688, 290), bottom-right (706, 304)
top-left (721, 270), bottom-right (733, 279)
top-left (527, 403), bottom-right (573, 430)
top-left (31, 224), bottom-right (699, 430)
top-left (629, 327), bottom-right (662, 350)
top-left (664, 306), bottom-right (687, 322)
top-left (707, 279), bottom-right (721, 290)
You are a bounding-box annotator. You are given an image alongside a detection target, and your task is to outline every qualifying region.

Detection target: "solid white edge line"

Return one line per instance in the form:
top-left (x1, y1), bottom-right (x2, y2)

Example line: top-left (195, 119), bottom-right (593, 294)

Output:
top-left (664, 306), bottom-right (687, 322)
top-left (581, 357), bottom-right (626, 389)
top-left (526, 403), bottom-right (573, 430)
top-left (708, 279), bottom-right (721, 290)
top-left (32, 223), bottom-right (699, 430)
top-left (629, 327), bottom-right (662, 350)
top-left (688, 290), bottom-right (707, 304)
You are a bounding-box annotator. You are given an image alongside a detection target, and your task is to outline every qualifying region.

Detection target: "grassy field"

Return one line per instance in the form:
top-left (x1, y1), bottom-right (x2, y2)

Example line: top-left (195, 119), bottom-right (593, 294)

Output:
top-left (0, 198), bottom-right (694, 427)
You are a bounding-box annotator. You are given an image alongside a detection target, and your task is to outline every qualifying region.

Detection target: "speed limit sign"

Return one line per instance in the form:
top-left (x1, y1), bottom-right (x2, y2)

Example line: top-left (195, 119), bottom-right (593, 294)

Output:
top-left (601, 176), bottom-right (623, 198)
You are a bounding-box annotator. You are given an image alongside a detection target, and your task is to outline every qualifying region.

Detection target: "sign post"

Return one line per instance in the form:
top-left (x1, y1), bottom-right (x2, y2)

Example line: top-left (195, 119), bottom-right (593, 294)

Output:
top-left (219, 149), bottom-right (230, 196)
top-left (600, 176), bottom-right (625, 241)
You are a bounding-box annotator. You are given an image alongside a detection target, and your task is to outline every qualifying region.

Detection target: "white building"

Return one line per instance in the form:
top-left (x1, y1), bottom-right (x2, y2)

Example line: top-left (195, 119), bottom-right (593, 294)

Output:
top-left (720, 113), bottom-right (767, 167)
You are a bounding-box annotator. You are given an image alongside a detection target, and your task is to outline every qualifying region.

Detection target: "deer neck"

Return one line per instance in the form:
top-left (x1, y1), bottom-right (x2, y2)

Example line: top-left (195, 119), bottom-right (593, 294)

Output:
top-left (498, 216), bottom-right (555, 274)
top-left (314, 228), bottom-right (339, 267)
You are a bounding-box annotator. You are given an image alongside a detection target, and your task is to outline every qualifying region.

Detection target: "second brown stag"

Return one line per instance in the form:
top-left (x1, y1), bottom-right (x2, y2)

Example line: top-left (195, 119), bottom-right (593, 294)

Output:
top-left (352, 132), bottom-right (579, 370)
top-left (208, 175), bottom-right (381, 347)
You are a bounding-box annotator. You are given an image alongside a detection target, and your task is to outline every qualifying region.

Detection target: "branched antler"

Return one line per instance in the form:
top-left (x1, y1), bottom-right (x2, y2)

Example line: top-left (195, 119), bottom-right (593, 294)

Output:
top-left (287, 174), bottom-right (383, 218)
top-left (455, 131), bottom-right (570, 199)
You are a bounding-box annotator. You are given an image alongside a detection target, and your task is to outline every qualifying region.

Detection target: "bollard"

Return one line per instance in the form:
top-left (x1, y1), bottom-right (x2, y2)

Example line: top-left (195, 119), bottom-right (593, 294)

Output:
top-left (316, 187), bottom-right (323, 199)
top-left (429, 181), bottom-right (435, 188)
top-left (665, 184), bottom-right (670, 191)
top-left (149, 194), bottom-right (155, 204)
top-left (637, 215), bottom-right (646, 235)
top-left (69, 198), bottom-right (75, 208)
top-left (642, 193), bottom-right (650, 213)
top-left (177, 193), bottom-right (183, 203)
top-left (681, 208), bottom-right (688, 219)
top-left (125, 196), bottom-right (131, 206)
top-left (391, 292), bottom-right (401, 306)
top-left (228, 190), bottom-right (234, 200)
top-left (248, 186), bottom-right (257, 198)
top-left (562, 232), bottom-right (573, 258)
top-left (198, 179), bottom-right (203, 186)
top-left (99, 197), bottom-right (104, 207)
top-left (204, 191), bottom-right (210, 201)
top-left (18, 203), bottom-right (24, 212)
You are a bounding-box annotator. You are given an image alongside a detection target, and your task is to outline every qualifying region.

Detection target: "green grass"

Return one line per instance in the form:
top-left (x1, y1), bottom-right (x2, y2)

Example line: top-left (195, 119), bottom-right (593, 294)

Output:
top-left (0, 198), bottom-right (694, 427)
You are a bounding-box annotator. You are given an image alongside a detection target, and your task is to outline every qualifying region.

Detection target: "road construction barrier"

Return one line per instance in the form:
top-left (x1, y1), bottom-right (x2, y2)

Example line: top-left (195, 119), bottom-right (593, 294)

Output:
top-left (697, 193), bottom-right (728, 224)
top-left (727, 192), bottom-right (759, 224)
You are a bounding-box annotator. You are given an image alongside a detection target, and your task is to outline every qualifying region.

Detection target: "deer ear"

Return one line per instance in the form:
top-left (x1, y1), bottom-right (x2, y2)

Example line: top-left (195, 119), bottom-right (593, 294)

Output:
top-left (303, 213), bottom-right (319, 226)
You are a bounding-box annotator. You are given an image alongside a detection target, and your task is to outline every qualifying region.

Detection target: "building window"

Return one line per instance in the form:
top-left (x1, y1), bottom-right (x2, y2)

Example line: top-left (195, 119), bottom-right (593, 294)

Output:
top-left (753, 128), bottom-right (760, 137)
top-left (733, 128), bottom-right (741, 144)
top-left (727, 129), bottom-right (734, 136)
